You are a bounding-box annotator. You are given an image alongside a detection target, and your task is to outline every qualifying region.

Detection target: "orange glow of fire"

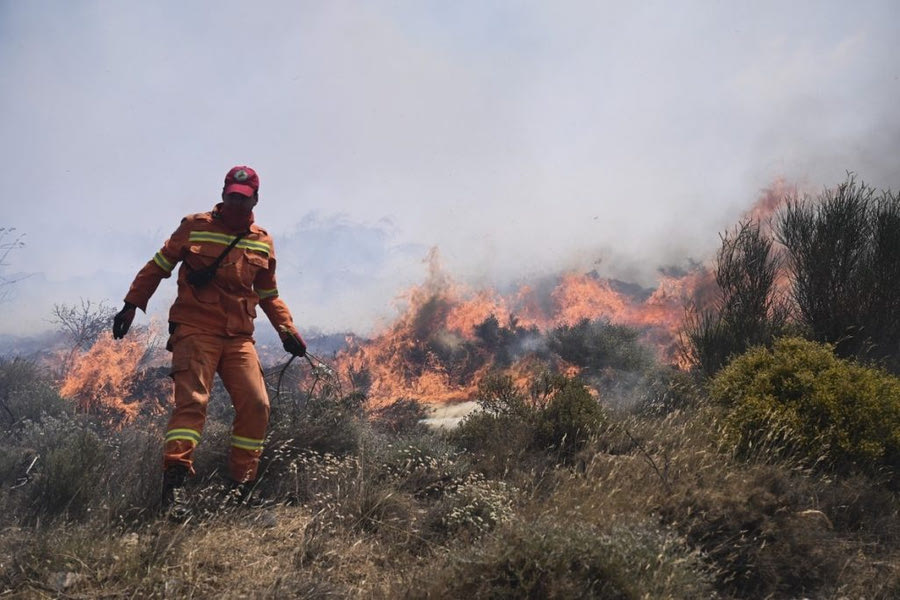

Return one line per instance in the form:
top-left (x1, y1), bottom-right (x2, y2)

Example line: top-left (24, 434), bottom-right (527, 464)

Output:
top-left (335, 248), bottom-right (712, 408)
top-left (747, 179), bottom-right (796, 300)
top-left (744, 178), bottom-right (796, 232)
top-left (57, 185), bottom-right (795, 417)
top-left (59, 330), bottom-right (167, 424)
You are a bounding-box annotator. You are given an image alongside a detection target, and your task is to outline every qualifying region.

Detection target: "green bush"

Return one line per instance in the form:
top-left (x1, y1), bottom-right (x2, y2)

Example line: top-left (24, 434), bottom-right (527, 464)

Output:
top-left (548, 318), bottom-right (653, 377)
top-left (536, 377), bottom-right (605, 455)
top-left (268, 383), bottom-right (367, 457)
top-left (453, 374), bottom-right (605, 470)
top-left (474, 372), bottom-right (530, 416)
top-left (710, 337), bottom-right (900, 481)
top-left (449, 411), bottom-right (537, 478)
top-left (103, 421), bottom-right (166, 517)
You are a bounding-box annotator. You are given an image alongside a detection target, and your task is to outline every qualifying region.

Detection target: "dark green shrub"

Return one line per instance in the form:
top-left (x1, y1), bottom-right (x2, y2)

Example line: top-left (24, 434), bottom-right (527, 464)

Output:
top-left (449, 411), bottom-right (537, 478)
top-left (103, 420), bottom-right (166, 517)
top-left (453, 374), bottom-right (605, 469)
top-left (536, 377), bottom-right (605, 455)
top-left (474, 314), bottom-right (543, 368)
top-left (267, 368), bottom-right (367, 457)
top-left (453, 373), bottom-right (552, 475)
top-left (474, 372), bottom-right (530, 416)
top-left (685, 220), bottom-right (786, 377)
top-left (710, 337), bottom-right (900, 481)
top-left (0, 446), bottom-right (26, 488)
top-left (866, 194), bottom-right (900, 365)
top-left (777, 176), bottom-right (900, 367)
top-left (549, 318), bottom-right (653, 376)
top-left (657, 463), bottom-right (864, 598)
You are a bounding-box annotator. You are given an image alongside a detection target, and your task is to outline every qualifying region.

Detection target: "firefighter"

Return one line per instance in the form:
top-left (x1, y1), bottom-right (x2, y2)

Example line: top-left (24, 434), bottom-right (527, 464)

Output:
top-left (112, 165), bottom-right (306, 515)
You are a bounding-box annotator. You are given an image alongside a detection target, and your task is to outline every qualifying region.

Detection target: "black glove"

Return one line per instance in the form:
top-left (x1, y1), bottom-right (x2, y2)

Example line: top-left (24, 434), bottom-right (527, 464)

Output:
top-left (113, 302), bottom-right (136, 339)
top-left (281, 330), bottom-right (307, 357)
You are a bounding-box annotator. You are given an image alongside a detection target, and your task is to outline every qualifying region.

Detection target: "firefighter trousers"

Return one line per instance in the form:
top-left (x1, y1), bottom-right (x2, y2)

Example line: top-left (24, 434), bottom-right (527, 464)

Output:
top-left (164, 332), bottom-right (269, 483)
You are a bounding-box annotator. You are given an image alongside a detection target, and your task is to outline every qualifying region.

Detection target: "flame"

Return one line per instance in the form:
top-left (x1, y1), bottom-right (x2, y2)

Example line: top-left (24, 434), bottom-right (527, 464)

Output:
top-left (59, 330), bottom-right (168, 424)
top-left (335, 248), bottom-right (711, 408)
top-left (55, 183), bottom-right (794, 417)
top-left (746, 179), bottom-right (796, 300)
top-left (744, 178), bottom-right (796, 230)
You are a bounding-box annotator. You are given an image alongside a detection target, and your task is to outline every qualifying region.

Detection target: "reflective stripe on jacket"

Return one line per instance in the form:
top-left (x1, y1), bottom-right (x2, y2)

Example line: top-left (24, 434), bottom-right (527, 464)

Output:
top-left (125, 207), bottom-right (299, 339)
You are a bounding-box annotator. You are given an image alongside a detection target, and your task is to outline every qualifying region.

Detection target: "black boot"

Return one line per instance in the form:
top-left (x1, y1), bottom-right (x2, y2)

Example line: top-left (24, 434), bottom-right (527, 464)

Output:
top-left (223, 479), bottom-right (269, 509)
top-left (161, 465), bottom-right (190, 521)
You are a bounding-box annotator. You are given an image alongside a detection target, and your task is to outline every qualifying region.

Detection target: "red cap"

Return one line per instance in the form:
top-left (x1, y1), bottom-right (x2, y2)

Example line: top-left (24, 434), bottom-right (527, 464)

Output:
top-left (223, 166), bottom-right (259, 197)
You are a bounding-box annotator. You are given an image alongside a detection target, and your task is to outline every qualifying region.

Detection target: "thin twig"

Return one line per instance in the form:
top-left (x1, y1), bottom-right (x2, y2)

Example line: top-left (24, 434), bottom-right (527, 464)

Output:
top-left (618, 423), bottom-right (672, 494)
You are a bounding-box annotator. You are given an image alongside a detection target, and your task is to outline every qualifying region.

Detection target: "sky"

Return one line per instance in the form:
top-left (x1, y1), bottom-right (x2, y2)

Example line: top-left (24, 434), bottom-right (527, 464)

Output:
top-left (1, 1), bottom-right (898, 339)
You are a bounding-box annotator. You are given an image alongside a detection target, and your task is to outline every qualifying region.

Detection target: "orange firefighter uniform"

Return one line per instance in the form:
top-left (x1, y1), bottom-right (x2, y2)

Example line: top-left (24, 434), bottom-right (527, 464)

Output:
top-left (123, 203), bottom-right (302, 483)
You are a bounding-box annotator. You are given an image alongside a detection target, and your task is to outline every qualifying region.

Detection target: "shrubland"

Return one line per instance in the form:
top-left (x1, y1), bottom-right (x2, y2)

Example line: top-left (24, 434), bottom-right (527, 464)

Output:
top-left (2, 325), bottom-right (898, 599)
top-left (1, 175), bottom-right (898, 598)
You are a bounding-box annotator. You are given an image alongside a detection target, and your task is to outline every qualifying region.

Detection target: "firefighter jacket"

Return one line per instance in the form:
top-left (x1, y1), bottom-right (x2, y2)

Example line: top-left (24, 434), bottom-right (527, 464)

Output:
top-left (125, 206), bottom-right (300, 340)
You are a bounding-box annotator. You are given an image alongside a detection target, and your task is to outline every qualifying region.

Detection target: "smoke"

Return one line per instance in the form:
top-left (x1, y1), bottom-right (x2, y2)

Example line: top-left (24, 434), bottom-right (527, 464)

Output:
top-left (1, 2), bottom-right (898, 338)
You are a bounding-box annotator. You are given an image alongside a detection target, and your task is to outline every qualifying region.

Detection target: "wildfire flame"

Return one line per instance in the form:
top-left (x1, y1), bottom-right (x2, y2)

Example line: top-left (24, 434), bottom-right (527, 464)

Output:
top-left (52, 183), bottom-right (797, 418)
top-left (336, 248), bottom-right (713, 408)
top-left (59, 329), bottom-right (168, 424)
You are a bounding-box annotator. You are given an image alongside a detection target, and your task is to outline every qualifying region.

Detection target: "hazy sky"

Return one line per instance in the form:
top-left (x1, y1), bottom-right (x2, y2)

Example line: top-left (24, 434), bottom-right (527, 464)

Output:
top-left (2, 1), bottom-right (898, 338)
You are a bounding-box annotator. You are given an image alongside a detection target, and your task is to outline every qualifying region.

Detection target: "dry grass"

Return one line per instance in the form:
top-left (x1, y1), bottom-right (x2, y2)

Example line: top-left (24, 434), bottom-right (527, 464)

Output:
top-left (1, 376), bottom-right (898, 598)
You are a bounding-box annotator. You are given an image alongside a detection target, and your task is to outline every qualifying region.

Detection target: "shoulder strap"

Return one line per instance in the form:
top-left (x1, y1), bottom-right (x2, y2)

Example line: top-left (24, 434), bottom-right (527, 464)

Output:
top-left (208, 231), bottom-right (248, 271)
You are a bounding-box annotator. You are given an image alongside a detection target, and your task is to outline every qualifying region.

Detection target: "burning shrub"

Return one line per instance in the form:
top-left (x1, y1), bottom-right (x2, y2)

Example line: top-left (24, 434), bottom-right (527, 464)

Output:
top-left (59, 332), bottom-right (165, 425)
top-left (474, 314), bottom-right (543, 368)
top-left (777, 175), bottom-right (900, 368)
top-left (51, 298), bottom-right (118, 376)
top-left (710, 337), bottom-right (900, 483)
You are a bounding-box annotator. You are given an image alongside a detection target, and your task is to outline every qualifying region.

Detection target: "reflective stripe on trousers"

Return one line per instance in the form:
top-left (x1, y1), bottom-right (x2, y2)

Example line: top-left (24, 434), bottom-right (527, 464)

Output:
top-left (165, 332), bottom-right (269, 483)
